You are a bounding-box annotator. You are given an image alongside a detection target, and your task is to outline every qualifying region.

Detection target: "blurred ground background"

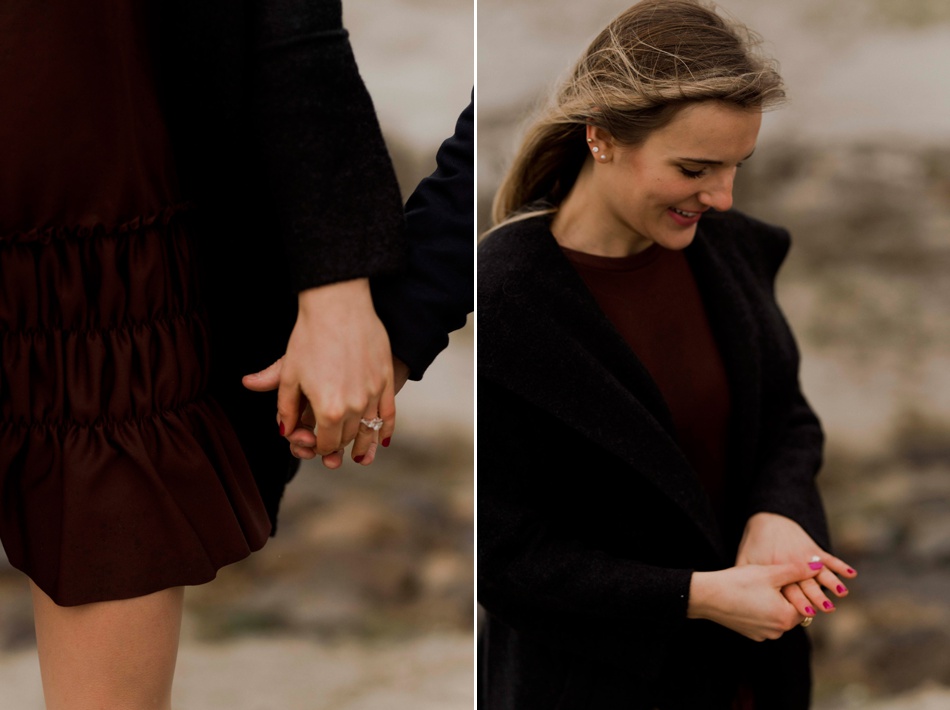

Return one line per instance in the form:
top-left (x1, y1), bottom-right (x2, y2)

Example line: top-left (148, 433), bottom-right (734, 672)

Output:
top-left (479, 1), bottom-right (950, 707)
top-left (0, 1), bottom-right (473, 708)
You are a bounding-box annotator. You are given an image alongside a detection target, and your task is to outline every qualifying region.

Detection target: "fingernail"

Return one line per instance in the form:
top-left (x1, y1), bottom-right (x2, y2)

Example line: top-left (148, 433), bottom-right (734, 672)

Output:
top-left (823, 601), bottom-right (834, 610)
top-left (808, 562), bottom-right (824, 570)
top-left (279, 421), bottom-right (285, 436)
top-left (847, 568), bottom-right (856, 575)
top-left (836, 585), bottom-right (847, 594)
top-left (805, 606), bottom-right (816, 616)
top-left (354, 455), bottom-right (365, 463)
top-left (382, 437), bottom-right (391, 448)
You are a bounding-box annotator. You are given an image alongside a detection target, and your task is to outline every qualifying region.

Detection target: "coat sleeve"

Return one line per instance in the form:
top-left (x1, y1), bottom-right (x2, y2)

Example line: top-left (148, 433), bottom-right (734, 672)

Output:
top-left (371, 96), bottom-right (474, 380)
top-left (248, 0), bottom-right (407, 293)
top-left (478, 377), bottom-right (697, 669)
top-left (739, 221), bottom-right (830, 549)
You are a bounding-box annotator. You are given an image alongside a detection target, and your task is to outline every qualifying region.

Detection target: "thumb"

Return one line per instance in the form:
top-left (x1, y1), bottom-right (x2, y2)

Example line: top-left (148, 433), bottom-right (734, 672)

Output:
top-left (771, 560), bottom-right (822, 588)
top-left (242, 358), bottom-right (283, 392)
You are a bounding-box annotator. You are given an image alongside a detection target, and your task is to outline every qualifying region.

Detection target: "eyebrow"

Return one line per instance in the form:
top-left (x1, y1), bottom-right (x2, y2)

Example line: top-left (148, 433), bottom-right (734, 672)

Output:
top-left (678, 149), bottom-right (756, 165)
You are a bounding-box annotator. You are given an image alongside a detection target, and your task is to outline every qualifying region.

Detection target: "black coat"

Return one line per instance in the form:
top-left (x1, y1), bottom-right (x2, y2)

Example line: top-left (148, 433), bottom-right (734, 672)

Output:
top-left (155, 0), bottom-right (411, 527)
top-left (477, 210), bottom-right (830, 709)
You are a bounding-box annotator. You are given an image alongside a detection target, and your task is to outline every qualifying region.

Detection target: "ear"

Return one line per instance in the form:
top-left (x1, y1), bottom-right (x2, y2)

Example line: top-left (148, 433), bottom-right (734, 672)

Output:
top-left (586, 125), bottom-right (614, 162)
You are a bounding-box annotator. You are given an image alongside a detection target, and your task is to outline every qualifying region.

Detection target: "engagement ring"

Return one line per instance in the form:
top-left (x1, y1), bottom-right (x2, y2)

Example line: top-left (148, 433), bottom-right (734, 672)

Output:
top-left (360, 417), bottom-right (384, 431)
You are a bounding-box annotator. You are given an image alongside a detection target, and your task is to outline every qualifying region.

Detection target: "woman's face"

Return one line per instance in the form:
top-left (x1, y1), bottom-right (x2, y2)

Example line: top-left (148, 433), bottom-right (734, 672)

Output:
top-left (589, 101), bottom-right (762, 254)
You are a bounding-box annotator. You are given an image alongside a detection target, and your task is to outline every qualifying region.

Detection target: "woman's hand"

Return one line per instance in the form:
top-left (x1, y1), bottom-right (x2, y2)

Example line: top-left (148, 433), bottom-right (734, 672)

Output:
top-left (688, 562), bottom-right (822, 641)
top-left (242, 278), bottom-right (396, 463)
top-left (736, 512), bottom-right (857, 618)
top-left (302, 356), bottom-right (411, 469)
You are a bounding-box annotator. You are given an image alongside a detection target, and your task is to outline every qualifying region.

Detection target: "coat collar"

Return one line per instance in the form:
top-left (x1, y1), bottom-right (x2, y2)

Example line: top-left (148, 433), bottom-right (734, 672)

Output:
top-left (479, 213), bottom-right (764, 558)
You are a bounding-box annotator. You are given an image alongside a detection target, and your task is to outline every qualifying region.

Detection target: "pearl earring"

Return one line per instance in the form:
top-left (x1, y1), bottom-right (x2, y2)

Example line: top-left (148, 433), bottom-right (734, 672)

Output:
top-left (592, 146), bottom-right (599, 153)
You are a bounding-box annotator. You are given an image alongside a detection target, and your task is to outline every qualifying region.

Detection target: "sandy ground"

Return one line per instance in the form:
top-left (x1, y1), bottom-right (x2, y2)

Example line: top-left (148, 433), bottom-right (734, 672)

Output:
top-left (0, 634), bottom-right (472, 710)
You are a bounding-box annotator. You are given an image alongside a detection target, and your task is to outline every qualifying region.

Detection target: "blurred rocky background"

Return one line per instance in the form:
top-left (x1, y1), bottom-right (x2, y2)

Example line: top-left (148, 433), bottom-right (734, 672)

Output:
top-left (0, 1), bottom-right (473, 708)
top-left (479, 1), bottom-right (950, 708)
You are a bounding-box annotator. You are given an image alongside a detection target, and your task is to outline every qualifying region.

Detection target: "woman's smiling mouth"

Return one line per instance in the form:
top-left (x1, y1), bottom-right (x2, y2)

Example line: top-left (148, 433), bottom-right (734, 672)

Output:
top-left (668, 206), bottom-right (705, 226)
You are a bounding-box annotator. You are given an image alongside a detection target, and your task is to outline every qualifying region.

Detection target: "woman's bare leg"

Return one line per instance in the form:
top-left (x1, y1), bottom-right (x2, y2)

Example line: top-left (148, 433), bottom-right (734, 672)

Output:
top-left (30, 582), bottom-right (183, 710)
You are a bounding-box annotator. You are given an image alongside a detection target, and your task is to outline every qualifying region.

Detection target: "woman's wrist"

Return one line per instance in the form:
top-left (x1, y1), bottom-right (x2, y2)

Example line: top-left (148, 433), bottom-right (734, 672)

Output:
top-left (296, 278), bottom-right (374, 319)
top-left (686, 571), bottom-right (716, 621)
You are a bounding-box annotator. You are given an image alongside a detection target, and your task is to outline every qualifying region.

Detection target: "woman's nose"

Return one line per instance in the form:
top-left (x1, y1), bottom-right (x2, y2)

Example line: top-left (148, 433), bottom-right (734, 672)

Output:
top-left (699, 171), bottom-right (735, 212)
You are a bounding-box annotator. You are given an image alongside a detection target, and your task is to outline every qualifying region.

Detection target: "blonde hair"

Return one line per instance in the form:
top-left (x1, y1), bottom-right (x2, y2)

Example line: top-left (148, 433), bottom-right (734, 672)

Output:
top-left (491, 0), bottom-right (785, 228)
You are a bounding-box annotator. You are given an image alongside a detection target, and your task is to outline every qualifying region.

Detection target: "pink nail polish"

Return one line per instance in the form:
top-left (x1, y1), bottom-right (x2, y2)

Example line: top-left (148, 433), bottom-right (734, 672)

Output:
top-left (836, 585), bottom-right (847, 594)
top-left (805, 606), bottom-right (815, 615)
top-left (354, 455), bottom-right (365, 463)
top-left (382, 437), bottom-right (391, 448)
top-left (808, 562), bottom-right (823, 570)
top-left (279, 421), bottom-right (285, 436)
top-left (823, 601), bottom-right (834, 610)
top-left (847, 568), bottom-right (856, 575)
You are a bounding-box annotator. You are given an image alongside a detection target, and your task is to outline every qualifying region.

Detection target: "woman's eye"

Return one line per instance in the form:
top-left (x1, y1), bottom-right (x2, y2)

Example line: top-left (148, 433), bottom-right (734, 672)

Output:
top-left (679, 166), bottom-right (705, 179)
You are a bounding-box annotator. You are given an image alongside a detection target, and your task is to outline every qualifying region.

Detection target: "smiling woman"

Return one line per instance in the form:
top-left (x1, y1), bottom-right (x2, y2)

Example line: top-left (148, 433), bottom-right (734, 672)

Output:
top-left (478, 1), bottom-right (856, 708)
top-left (552, 102), bottom-right (762, 256)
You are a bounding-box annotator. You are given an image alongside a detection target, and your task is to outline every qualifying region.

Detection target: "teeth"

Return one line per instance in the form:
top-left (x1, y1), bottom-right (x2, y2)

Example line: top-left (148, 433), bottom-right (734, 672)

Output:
top-left (672, 208), bottom-right (699, 217)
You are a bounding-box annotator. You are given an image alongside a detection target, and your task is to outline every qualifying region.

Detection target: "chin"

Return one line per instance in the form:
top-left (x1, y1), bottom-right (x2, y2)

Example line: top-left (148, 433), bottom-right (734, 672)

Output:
top-left (657, 226), bottom-right (699, 251)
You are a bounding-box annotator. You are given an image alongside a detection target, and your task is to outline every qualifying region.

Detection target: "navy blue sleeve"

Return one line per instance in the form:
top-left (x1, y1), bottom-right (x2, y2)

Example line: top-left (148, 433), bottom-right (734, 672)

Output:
top-left (372, 95), bottom-right (474, 380)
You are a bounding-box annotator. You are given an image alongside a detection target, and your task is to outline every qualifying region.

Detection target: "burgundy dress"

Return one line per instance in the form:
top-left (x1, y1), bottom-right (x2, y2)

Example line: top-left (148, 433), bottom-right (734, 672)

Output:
top-left (0, 0), bottom-right (271, 605)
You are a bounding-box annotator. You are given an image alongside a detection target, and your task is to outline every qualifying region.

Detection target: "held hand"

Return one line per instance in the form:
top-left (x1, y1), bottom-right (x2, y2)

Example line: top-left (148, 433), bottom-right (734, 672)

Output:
top-left (242, 278), bottom-right (396, 463)
top-left (736, 512), bottom-right (857, 618)
top-left (688, 562), bottom-right (822, 642)
top-left (315, 357), bottom-right (411, 469)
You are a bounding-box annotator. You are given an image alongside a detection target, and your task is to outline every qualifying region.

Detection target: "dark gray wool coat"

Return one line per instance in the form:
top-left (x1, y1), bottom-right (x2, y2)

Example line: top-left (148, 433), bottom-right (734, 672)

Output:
top-left (477, 210), bottom-right (830, 709)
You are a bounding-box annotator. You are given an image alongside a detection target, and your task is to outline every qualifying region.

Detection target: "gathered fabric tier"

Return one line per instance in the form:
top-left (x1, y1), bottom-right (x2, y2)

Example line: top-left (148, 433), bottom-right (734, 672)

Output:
top-left (0, 207), bottom-right (273, 606)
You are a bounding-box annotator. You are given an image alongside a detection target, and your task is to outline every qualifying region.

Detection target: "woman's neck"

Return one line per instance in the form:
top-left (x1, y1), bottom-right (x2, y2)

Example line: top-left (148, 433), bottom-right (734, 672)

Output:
top-left (550, 159), bottom-right (653, 257)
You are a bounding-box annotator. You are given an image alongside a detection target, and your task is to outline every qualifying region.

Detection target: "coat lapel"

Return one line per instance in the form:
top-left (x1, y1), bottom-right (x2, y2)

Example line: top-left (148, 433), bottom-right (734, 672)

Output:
top-left (480, 219), bottom-right (727, 557)
top-left (685, 223), bottom-right (764, 506)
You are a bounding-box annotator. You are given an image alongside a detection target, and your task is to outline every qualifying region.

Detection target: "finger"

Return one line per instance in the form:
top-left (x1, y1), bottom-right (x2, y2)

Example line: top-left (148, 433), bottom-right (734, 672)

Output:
top-left (299, 401), bottom-right (317, 430)
top-left (340, 407), bottom-right (365, 450)
top-left (816, 568), bottom-right (849, 598)
top-left (358, 441), bottom-right (379, 466)
top-left (290, 443), bottom-right (316, 461)
top-left (288, 426), bottom-right (317, 448)
top-left (241, 358), bottom-right (283, 392)
top-left (288, 401), bottom-right (318, 449)
top-left (377, 380), bottom-right (396, 449)
top-left (321, 450), bottom-right (344, 469)
top-left (351, 415), bottom-right (379, 465)
top-left (798, 577), bottom-right (835, 613)
top-left (314, 402), bottom-right (346, 454)
top-left (815, 552), bottom-right (857, 579)
top-left (276, 376), bottom-right (304, 439)
top-left (781, 583), bottom-right (817, 619)
top-left (771, 560), bottom-right (823, 588)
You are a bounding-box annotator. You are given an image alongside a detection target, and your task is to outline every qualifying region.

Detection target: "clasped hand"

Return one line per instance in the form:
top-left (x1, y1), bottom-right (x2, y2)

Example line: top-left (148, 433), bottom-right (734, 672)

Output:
top-left (688, 512), bottom-right (857, 642)
top-left (241, 278), bottom-right (405, 469)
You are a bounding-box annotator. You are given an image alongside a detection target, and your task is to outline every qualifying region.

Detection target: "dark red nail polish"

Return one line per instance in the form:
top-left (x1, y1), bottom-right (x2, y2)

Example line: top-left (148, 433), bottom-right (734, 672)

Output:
top-left (808, 562), bottom-right (823, 570)
top-left (823, 601), bottom-right (834, 610)
top-left (836, 585), bottom-right (847, 594)
top-left (354, 455), bottom-right (365, 463)
top-left (382, 437), bottom-right (391, 448)
top-left (805, 606), bottom-right (815, 615)
top-left (847, 568), bottom-right (856, 575)
top-left (279, 421), bottom-right (285, 436)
